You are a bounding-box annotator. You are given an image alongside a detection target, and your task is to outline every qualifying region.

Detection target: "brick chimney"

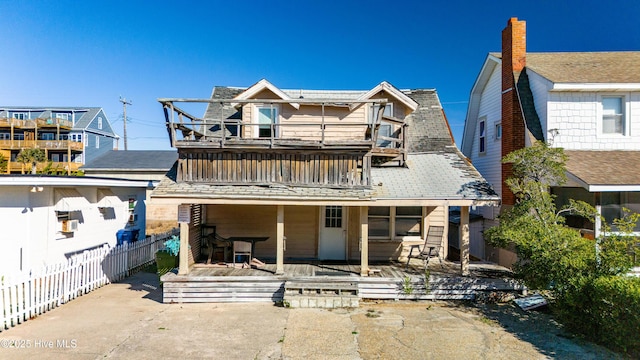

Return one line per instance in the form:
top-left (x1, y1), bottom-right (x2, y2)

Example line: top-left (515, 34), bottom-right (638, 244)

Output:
top-left (501, 17), bottom-right (527, 206)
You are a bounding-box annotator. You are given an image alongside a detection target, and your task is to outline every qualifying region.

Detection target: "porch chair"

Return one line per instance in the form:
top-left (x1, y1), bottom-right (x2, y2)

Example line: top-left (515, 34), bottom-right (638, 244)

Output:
top-left (405, 225), bottom-right (445, 269)
top-left (233, 241), bottom-right (252, 268)
top-left (204, 232), bottom-right (231, 265)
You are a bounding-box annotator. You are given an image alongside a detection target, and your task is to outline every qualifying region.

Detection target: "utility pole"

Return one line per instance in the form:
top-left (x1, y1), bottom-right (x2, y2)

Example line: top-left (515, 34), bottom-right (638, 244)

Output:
top-left (119, 96), bottom-right (132, 151)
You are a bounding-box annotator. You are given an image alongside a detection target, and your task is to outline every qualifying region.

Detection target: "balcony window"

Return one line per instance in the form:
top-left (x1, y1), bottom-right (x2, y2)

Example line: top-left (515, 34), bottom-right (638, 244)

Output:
top-left (40, 133), bottom-right (54, 140)
top-left (369, 103), bottom-right (393, 147)
top-left (255, 106), bottom-right (278, 138)
top-left (12, 113), bottom-right (26, 120)
top-left (602, 96), bottom-right (624, 135)
top-left (56, 113), bottom-right (70, 121)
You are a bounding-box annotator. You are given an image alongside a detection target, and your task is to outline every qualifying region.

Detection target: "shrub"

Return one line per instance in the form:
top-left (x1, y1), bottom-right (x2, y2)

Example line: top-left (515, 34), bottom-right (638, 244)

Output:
top-left (557, 276), bottom-right (640, 356)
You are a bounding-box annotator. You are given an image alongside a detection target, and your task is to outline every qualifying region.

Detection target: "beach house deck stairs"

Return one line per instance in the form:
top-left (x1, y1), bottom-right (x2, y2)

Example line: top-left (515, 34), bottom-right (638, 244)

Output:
top-left (283, 278), bottom-right (359, 308)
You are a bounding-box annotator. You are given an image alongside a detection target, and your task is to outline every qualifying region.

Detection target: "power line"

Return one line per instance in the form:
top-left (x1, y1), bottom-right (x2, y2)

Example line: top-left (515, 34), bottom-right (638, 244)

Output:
top-left (119, 96), bottom-right (132, 151)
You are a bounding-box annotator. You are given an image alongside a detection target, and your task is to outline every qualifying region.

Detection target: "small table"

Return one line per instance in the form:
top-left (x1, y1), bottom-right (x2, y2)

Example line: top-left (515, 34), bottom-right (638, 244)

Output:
top-left (227, 236), bottom-right (270, 258)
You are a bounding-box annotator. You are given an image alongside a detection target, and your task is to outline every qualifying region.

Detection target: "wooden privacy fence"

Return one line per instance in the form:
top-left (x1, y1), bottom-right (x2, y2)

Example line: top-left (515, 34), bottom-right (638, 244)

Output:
top-left (0, 229), bottom-right (179, 332)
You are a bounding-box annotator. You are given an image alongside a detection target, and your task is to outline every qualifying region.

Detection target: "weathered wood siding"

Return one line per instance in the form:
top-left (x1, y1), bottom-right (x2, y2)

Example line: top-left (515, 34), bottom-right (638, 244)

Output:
top-left (177, 150), bottom-right (369, 187)
top-left (280, 105), bottom-right (367, 142)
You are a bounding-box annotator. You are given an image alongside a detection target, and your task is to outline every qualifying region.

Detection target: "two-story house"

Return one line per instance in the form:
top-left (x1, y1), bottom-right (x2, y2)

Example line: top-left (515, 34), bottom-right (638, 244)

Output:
top-left (0, 107), bottom-right (119, 174)
top-left (462, 18), bottom-right (640, 265)
top-left (151, 79), bottom-right (499, 289)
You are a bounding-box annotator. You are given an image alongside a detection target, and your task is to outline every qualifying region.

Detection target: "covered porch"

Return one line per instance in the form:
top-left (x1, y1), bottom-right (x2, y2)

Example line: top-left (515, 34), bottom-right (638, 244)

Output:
top-left (173, 202), bottom-right (485, 278)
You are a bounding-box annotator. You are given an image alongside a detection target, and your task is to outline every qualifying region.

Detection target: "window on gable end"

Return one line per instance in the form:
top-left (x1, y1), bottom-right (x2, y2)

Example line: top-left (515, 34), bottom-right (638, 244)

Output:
top-left (494, 122), bottom-right (502, 141)
top-left (98, 116), bottom-right (103, 130)
top-left (602, 96), bottom-right (625, 135)
top-left (479, 118), bottom-right (486, 154)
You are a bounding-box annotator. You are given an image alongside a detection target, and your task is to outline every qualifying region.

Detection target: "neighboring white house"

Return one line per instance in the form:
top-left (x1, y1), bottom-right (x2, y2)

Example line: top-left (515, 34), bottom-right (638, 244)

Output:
top-left (0, 175), bottom-right (151, 275)
top-left (462, 17), bottom-right (640, 266)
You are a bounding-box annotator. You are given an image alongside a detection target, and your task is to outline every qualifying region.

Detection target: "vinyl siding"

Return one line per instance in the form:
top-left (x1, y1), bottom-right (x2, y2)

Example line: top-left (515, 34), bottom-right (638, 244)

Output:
top-left (471, 64), bottom-right (503, 199)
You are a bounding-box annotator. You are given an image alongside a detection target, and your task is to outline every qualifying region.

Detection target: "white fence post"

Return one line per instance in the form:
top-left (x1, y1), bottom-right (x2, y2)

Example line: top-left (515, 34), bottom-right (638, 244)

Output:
top-left (0, 228), bottom-right (178, 332)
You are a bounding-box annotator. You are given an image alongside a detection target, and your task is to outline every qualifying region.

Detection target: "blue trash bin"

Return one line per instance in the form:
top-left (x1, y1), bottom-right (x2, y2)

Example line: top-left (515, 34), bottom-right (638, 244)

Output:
top-left (116, 229), bottom-right (139, 246)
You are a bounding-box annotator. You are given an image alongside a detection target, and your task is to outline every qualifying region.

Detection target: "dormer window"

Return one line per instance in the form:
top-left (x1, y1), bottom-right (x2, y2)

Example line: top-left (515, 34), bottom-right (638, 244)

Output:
top-left (255, 106), bottom-right (278, 138)
top-left (13, 112), bottom-right (26, 120)
top-left (602, 96), bottom-right (624, 135)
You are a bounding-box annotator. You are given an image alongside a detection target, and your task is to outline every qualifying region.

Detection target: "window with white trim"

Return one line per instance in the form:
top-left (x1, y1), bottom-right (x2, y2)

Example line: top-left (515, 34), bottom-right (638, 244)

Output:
top-left (478, 118), bottom-right (486, 153)
top-left (97, 117), bottom-right (103, 129)
top-left (12, 112), bottom-right (26, 120)
top-left (95, 135), bottom-right (99, 149)
top-left (56, 113), bottom-right (70, 120)
top-left (602, 96), bottom-right (624, 135)
top-left (255, 105), bottom-right (278, 138)
top-left (602, 192), bottom-right (640, 232)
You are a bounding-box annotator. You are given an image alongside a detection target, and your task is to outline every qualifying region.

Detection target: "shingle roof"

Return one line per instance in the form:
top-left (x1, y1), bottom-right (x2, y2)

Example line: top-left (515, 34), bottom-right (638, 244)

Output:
top-left (371, 150), bottom-right (498, 201)
top-left (152, 150), bottom-right (498, 202)
top-left (492, 52), bottom-right (640, 83)
top-left (81, 150), bottom-right (178, 171)
top-left (565, 150), bottom-right (640, 186)
top-left (401, 89), bottom-right (454, 152)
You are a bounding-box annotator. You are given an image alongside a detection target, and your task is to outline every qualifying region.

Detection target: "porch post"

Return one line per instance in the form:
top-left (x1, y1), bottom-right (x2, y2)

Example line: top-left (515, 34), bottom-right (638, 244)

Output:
top-left (178, 221), bottom-right (190, 275)
top-left (360, 206), bottom-right (369, 276)
top-left (459, 206), bottom-right (470, 276)
top-left (276, 205), bottom-right (284, 275)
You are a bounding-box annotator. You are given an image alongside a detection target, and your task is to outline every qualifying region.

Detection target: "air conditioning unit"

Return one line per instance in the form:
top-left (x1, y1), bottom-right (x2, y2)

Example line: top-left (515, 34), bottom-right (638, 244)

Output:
top-left (62, 219), bottom-right (79, 232)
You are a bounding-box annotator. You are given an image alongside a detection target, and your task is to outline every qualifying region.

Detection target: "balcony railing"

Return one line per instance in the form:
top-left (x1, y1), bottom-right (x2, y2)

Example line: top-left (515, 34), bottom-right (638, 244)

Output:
top-left (0, 140), bottom-right (84, 151)
top-left (159, 98), bottom-right (406, 158)
top-left (7, 161), bottom-right (81, 174)
top-left (0, 118), bottom-right (73, 128)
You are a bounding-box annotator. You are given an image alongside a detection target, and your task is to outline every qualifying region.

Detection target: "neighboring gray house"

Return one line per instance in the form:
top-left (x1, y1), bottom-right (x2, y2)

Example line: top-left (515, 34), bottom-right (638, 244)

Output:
top-left (0, 107), bottom-right (118, 173)
top-left (81, 150), bottom-right (178, 181)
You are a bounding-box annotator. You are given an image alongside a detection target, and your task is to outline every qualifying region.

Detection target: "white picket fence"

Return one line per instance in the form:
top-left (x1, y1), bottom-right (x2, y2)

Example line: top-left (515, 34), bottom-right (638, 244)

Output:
top-left (1, 229), bottom-right (179, 332)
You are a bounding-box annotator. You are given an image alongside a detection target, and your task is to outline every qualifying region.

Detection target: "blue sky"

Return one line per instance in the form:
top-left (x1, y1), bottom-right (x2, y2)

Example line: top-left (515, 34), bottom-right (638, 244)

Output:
top-left (2, 0), bottom-right (639, 150)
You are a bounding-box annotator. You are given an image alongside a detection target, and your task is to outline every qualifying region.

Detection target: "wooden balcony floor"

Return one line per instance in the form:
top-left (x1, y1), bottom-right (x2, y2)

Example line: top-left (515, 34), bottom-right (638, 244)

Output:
top-left (188, 260), bottom-right (514, 279)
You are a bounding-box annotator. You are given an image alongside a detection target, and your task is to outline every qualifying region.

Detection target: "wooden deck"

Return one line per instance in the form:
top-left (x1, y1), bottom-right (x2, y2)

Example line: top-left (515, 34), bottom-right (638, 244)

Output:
top-left (161, 261), bottom-right (525, 305)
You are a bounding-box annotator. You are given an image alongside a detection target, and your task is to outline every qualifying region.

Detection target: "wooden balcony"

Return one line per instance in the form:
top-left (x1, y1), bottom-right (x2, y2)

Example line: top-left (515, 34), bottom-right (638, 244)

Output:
top-left (0, 140), bottom-right (83, 151)
top-left (160, 98), bottom-right (409, 187)
top-left (178, 149), bottom-right (370, 187)
top-left (160, 99), bottom-right (405, 153)
top-left (0, 117), bottom-right (73, 129)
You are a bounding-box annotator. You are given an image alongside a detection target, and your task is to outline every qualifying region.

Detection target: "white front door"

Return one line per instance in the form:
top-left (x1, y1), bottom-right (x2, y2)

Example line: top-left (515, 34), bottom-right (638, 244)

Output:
top-left (318, 206), bottom-right (346, 260)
